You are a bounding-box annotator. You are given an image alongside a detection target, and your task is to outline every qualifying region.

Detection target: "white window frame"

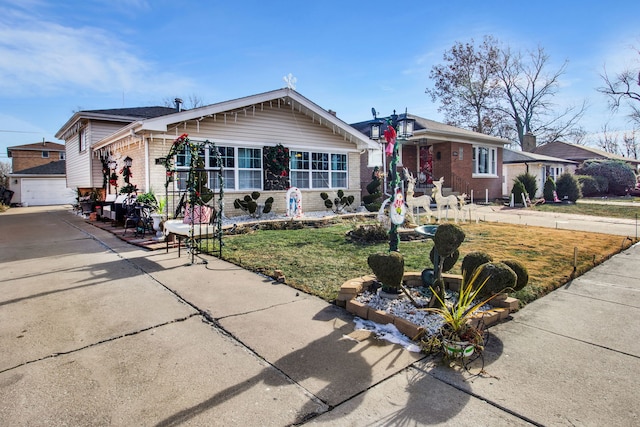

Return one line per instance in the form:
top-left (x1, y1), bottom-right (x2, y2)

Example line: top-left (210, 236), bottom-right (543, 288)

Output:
top-left (290, 150), bottom-right (348, 189)
top-left (472, 145), bottom-right (498, 177)
top-left (173, 144), bottom-right (263, 192)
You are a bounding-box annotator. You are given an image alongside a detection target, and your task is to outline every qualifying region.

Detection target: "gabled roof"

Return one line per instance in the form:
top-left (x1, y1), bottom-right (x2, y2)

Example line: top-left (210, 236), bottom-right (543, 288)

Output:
top-left (503, 148), bottom-right (577, 164)
top-left (55, 106), bottom-right (177, 140)
top-left (533, 141), bottom-right (640, 165)
top-left (93, 88), bottom-right (378, 151)
top-left (7, 141), bottom-right (65, 153)
top-left (351, 114), bottom-right (509, 146)
top-left (11, 160), bottom-right (66, 175)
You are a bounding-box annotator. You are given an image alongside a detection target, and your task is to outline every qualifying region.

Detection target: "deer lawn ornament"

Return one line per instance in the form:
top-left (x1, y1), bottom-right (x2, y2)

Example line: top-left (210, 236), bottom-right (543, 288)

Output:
top-left (431, 177), bottom-right (459, 223)
top-left (403, 168), bottom-right (433, 224)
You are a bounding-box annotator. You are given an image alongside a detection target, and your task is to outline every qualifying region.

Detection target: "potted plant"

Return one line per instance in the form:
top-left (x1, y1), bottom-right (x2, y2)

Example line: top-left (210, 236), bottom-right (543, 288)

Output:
top-left (425, 268), bottom-right (502, 358)
top-left (150, 196), bottom-right (167, 239)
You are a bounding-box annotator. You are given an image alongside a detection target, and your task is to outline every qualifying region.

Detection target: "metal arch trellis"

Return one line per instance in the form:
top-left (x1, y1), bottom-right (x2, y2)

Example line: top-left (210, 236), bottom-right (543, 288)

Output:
top-left (163, 133), bottom-right (224, 263)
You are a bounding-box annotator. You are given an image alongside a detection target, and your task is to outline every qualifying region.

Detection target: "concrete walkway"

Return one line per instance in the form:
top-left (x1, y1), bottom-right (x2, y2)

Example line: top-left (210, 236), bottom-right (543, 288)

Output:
top-left (0, 205), bottom-right (639, 426)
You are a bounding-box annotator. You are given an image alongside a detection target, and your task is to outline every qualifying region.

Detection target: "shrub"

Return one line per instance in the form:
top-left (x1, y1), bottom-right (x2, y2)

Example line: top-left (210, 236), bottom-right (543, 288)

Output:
top-left (474, 262), bottom-right (517, 297)
top-left (346, 223), bottom-right (388, 244)
top-left (511, 179), bottom-right (528, 204)
top-left (543, 176), bottom-right (556, 201)
top-left (430, 247), bottom-right (459, 273)
top-left (516, 173), bottom-right (538, 199)
top-left (555, 173), bottom-right (582, 202)
top-left (363, 167), bottom-right (383, 212)
top-left (501, 259), bottom-right (529, 291)
top-left (576, 175), bottom-right (603, 197)
top-left (461, 251), bottom-right (493, 285)
top-left (576, 159), bottom-right (636, 196)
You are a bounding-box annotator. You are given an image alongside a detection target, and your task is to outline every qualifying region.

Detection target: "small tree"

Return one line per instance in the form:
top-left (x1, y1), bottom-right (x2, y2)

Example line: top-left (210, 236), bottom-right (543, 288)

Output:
top-left (511, 179), bottom-right (528, 204)
top-left (543, 176), bottom-right (556, 201)
top-left (362, 167), bottom-right (383, 212)
top-left (515, 172), bottom-right (538, 199)
top-left (555, 172), bottom-right (581, 202)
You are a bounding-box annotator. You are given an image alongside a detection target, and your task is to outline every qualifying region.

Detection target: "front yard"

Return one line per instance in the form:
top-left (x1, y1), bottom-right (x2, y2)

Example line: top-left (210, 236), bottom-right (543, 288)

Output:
top-left (220, 217), bottom-right (634, 305)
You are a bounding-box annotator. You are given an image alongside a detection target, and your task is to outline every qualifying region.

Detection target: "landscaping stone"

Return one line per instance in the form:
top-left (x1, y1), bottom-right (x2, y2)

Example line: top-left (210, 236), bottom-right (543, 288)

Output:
top-left (346, 299), bottom-right (369, 319)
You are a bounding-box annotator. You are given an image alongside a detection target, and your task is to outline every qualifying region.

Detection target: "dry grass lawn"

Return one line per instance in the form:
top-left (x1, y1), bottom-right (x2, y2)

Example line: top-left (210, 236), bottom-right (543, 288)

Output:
top-left (220, 218), bottom-right (635, 306)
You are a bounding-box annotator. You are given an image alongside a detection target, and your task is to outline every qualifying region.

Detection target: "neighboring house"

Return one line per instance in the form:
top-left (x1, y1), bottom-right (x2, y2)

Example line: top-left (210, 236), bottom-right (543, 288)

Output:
top-left (351, 113), bottom-right (510, 201)
top-left (7, 141), bottom-right (66, 172)
top-left (533, 141), bottom-right (640, 170)
top-left (56, 88), bottom-right (377, 217)
top-left (502, 148), bottom-right (577, 198)
top-left (8, 160), bottom-right (75, 206)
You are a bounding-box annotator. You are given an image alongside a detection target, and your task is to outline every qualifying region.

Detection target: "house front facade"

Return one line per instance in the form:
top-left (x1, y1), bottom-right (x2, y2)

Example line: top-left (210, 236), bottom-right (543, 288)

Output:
top-left (502, 148), bottom-right (577, 198)
top-left (56, 88), bottom-right (377, 218)
top-left (352, 113), bottom-right (509, 202)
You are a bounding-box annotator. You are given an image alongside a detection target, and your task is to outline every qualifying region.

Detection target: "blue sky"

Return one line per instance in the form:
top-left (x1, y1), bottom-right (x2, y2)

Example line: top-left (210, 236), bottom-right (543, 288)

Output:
top-left (1, 0), bottom-right (639, 163)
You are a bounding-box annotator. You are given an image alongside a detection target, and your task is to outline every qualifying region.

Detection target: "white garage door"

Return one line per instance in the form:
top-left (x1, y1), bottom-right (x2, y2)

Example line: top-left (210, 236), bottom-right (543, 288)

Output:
top-left (22, 178), bottom-right (75, 206)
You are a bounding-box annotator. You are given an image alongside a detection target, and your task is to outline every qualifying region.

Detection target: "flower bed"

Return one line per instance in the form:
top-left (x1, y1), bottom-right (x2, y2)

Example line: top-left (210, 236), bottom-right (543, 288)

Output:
top-left (337, 273), bottom-right (519, 341)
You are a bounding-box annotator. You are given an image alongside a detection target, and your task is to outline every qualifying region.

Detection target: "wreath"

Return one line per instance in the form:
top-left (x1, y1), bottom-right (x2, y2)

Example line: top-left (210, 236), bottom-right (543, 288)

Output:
top-left (264, 144), bottom-right (290, 177)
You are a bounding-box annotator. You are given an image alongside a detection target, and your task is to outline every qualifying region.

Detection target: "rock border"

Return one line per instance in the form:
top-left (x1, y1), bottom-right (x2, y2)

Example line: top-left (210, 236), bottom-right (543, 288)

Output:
top-left (337, 273), bottom-right (520, 341)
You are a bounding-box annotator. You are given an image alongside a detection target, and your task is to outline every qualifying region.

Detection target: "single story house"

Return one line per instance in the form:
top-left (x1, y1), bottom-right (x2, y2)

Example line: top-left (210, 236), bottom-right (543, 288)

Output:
top-left (8, 160), bottom-right (75, 206)
top-left (502, 148), bottom-right (577, 198)
top-left (351, 113), bottom-right (510, 202)
top-left (533, 141), bottom-right (640, 170)
top-left (55, 88), bottom-right (377, 218)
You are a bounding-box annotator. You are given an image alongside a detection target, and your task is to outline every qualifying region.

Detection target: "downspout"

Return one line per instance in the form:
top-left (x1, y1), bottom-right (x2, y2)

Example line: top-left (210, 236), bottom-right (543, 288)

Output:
top-left (144, 135), bottom-right (150, 192)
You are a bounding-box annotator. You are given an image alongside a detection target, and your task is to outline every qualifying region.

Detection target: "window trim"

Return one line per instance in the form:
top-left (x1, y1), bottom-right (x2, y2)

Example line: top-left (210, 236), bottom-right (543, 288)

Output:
top-left (290, 149), bottom-right (348, 189)
top-left (472, 145), bottom-right (498, 177)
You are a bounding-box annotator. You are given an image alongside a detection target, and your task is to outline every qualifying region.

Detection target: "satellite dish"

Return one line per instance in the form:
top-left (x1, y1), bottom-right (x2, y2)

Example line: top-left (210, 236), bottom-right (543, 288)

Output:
top-left (371, 107), bottom-right (377, 119)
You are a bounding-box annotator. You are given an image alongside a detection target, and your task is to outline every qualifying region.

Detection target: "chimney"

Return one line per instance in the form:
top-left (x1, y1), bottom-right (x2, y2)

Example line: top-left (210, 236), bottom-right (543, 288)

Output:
top-left (328, 109), bottom-right (337, 117)
top-left (523, 132), bottom-right (536, 153)
top-left (174, 98), bottom-right (183, 112)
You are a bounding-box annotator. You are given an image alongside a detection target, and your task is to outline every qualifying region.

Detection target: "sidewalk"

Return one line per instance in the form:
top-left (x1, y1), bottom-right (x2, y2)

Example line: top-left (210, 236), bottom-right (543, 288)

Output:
top-left (1, 205), bottom-right (639, 426)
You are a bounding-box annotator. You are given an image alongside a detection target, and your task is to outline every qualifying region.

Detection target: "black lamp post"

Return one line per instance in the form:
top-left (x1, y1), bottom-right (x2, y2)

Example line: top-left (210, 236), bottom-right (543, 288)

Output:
top-left (369, 108), bottom-right (415, 252)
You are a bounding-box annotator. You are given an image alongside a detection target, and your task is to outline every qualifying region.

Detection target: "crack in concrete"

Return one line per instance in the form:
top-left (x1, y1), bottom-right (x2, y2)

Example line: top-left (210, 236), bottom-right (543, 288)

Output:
top-left (0, 314), bottom-right (199, 375)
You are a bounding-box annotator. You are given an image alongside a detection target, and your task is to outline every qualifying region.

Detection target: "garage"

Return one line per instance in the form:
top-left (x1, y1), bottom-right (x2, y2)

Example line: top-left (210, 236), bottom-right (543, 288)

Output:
top-left (9, 161), bottom-right (75, 206)
top-left (20, 178), bottom-right (74, 206)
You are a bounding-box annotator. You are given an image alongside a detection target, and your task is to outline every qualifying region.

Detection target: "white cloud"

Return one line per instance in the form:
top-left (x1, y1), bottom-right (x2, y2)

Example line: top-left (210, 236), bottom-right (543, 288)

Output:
top-left (0, 6), bottom-right (193, 97)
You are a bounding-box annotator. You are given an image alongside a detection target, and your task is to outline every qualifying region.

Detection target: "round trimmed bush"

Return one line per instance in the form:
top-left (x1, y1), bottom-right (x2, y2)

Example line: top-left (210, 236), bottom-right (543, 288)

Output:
top-left (501, 259), bottom-right (529, 291)
top-left (555, 172), bottom-right (581, 202)
top-left (461, 251), bottom-right (493, 285)
top-left (473, 262), bottom-right (517, 297)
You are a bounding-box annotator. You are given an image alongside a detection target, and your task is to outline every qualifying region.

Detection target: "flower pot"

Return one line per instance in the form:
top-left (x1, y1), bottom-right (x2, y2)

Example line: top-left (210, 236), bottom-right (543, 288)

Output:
top-left (442, 338), bottom-right (475, 358)
top-left (150, 213), bottom-right (166, 240)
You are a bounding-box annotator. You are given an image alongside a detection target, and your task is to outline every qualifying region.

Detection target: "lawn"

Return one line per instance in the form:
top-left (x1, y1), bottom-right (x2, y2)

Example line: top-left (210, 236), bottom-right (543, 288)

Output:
top-left (533, 200), bottom-right (640, 219)
top-left (220, 217), bottom-right (635, 306)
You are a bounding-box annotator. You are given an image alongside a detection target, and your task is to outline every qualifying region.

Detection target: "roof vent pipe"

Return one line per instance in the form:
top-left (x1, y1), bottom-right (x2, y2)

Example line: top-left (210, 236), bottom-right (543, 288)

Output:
top-left (175, 98), bottom-right (183, 112)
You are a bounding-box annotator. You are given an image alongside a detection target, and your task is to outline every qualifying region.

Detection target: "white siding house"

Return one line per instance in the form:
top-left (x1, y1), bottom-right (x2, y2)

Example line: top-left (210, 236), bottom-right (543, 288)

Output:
top-left (58, 89), bottom-right (377, 218)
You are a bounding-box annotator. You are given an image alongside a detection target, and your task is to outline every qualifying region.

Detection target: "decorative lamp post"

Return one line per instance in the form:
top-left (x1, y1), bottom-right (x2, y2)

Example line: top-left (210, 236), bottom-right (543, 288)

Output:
top-left (367, 108), bottom-right (416, 252)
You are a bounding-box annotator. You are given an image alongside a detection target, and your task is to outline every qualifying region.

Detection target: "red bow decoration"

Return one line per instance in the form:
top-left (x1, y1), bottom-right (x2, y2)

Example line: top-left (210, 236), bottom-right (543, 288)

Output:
top-left (384, 125), bottom-right (396, 155)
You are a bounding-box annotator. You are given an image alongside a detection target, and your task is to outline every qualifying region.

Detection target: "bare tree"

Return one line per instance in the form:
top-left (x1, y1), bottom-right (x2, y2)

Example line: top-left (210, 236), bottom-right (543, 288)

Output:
top-left (623, 131), bottom-right (638, 159)
top-left (495, 46), bottom-right (586, 150)
top-left (427, 38), bottom-right (586, 151)
top-left (162, 94), bottom-right (205, 110)
top-left (599, 48), bottom-right (640, 127)
top-left (426, 36), bottom-right (502, 135)
top-left (596, 123), bottom-right (620, 154)
top-left (0, 161), bottom-right (11, 187)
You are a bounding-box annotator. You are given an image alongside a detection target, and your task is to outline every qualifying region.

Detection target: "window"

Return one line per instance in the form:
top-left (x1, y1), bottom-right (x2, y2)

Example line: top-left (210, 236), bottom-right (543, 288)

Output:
top-left (546, 165), bottom-right (563, 181)
top-left (472, 145), bottom-right (497, 176)
top-left (42, 151), bottom-right (49, 158)
top-left (59, 152), bottom-right (66, 160)
top-left (290, 150), bottom-right (347, 189)
top-left (237, 148), bottom-right (262, 189)
top-left (174, 144), bottom-right (263, 191)
top-left (79, 129), bottom-right (88, 152)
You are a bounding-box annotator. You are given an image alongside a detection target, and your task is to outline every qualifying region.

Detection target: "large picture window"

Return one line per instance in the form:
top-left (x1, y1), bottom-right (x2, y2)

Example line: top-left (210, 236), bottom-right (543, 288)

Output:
top-left (290, 150), bottom-right (347, 189)
top-left (174, 144), bottom-right (262, 191)
top-left (472, 145), bottom-right (497, 176)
